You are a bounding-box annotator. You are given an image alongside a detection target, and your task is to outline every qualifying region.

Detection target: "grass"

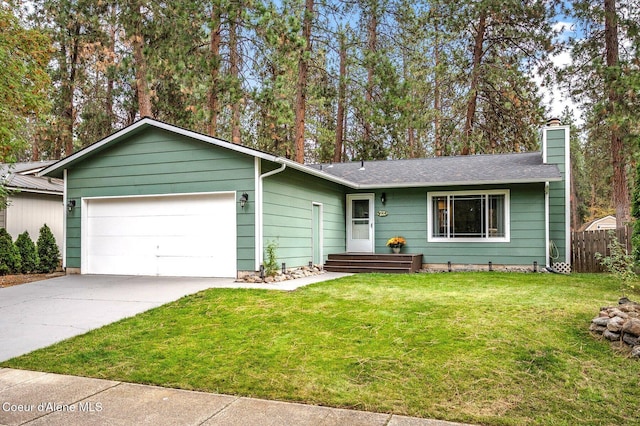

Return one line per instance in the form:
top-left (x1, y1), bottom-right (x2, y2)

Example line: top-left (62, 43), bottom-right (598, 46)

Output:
top-left (3, 272), bottom-right (640, 425)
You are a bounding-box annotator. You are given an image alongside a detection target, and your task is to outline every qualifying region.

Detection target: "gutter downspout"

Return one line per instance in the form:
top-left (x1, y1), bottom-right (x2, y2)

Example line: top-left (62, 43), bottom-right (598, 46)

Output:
top-left (255, 160), bottom-right (287, 270)
top-left (62, 169), bottom-right (68, 270)
top-left (545, 181), bottom-right (550, 268)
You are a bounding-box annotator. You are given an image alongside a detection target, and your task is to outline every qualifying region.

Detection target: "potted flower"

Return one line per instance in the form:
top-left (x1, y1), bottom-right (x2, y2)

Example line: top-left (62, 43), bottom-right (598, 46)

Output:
top-left (386, 236), bottom-right (406, 254)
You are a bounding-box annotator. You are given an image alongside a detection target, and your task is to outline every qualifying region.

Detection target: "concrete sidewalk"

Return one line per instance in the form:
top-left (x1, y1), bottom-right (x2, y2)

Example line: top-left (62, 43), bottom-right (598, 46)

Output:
top-left (0, 369), bottom-right (469, 426)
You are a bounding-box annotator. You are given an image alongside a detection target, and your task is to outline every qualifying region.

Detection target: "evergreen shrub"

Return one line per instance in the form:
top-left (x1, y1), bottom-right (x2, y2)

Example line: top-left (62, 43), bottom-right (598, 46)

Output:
top-left (16, 231), bottom-right (39, 273)
top-left (0, 228), bottom-right (21, 275)
top-left (37, 224), bottom-right (60, 273)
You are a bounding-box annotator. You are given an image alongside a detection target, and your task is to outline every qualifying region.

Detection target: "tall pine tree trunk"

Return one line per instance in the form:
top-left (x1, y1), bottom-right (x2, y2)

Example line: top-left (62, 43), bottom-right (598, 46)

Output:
top-left (294, 0), bottom-right (313, 163)
top-left (364, 7), bottom-right (377, 146)
top-left (334, 32), bottom-right (347, 163)
top-left (61, 27), bottom-right (80, 157)
top-left (434, 22), bottom-right (442, 157)
top-left (230, 6), bottom-right (241, 144)
top-left (463, 11), bottom-right (486, 155)
top-left (605, 0), bottom-right (629, 227)
top-left (106, 7), bottom-right (116, 128)
top-left (208, 7), bottom-right (221, 136)
top-left (132, 2), bottom-right (152, 118)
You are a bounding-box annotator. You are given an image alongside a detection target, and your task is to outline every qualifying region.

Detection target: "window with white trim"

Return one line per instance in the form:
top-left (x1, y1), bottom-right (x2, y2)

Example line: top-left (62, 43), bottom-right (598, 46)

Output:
top-left (428, 190), bottom-right (510, 242)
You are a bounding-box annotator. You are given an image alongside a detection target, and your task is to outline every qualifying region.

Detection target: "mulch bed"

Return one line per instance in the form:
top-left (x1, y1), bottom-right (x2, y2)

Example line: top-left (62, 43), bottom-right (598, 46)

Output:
top-left (0, 272), bottom-right (66, 288)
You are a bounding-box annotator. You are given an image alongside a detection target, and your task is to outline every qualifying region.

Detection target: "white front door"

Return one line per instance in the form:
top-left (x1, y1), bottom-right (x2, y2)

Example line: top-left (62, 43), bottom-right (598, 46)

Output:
top-left (346, 194), bottom-right (374, 252)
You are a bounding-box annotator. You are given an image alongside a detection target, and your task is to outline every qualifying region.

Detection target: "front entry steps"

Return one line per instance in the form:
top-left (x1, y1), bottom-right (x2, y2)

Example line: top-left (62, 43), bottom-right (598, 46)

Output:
top-left (324, 253), bottom-right (423, 274)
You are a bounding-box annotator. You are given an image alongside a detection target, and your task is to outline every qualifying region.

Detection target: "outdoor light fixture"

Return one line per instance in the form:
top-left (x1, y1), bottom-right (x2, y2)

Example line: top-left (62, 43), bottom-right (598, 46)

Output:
top-left (239, 192), bottom-right (249, 209)
top-left (381, 192), bottom-right (386, 205)
top-left (66, 199), bottom-right (76, 212)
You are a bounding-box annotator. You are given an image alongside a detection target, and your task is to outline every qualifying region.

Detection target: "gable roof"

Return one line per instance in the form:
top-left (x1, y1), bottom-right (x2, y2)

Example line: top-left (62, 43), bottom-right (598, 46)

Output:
top-left (1, 161), bottom-right (63, 195)
top-left (39, 117), bottom-right (561, 189)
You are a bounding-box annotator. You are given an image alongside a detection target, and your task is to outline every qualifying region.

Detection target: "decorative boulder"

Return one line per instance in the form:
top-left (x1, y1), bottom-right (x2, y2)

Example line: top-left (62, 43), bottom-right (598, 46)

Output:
top-left (622, 318), bottom-right (640, 337)
top-left (592, 317), bottom-right (610, 327)
top-left (622, 334), bottom-right (639, 347)
top-left (603, 329), bottom-right (621, 341)
top-left (607, 316), bottom-right (625, 332)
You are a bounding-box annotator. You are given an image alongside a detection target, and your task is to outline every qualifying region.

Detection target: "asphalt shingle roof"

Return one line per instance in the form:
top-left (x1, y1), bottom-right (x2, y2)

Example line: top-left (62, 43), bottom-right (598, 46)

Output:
top-left (308, 151), bottom-right (561, 187)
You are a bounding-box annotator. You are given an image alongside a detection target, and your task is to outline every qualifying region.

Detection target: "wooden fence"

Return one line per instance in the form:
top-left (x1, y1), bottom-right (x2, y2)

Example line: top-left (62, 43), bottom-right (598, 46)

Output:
top-left (570, 225), bottom-right (632, 273)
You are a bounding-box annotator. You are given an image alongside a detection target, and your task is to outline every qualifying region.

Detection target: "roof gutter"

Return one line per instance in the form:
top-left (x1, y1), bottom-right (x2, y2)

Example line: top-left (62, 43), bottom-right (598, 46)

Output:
top-left (353, 176), bottom-right (563, 190)
top-left (5, 187), bottom-right (63, 196)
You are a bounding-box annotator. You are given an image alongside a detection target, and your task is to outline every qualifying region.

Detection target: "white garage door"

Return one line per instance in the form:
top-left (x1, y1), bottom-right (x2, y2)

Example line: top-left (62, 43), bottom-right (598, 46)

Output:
top-left (83, 193), bottom-right (236, 277)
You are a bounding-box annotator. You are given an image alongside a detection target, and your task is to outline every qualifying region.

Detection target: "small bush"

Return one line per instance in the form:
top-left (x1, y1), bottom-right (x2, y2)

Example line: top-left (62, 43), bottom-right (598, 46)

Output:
top-left (37, 224), bottom-right (60, 273)
top-left (263, 240), bottom-right (279, 277)
top-left (596, 233), bottom-right (637, 297)
top-left (16, 231), bottom-right (39, 273)
top-left (0, 228), bottom-right (21, 275)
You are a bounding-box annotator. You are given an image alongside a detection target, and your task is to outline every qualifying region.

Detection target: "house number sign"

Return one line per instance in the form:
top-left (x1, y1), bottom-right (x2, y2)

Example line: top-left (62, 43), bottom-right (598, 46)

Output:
top-left (377, 210), bottom-right (388, 217)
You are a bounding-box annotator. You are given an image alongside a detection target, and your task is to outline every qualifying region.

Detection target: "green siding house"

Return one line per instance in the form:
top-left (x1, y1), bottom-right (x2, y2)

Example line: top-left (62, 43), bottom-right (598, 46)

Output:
top-left (40, 118), bottom-right (570, 277)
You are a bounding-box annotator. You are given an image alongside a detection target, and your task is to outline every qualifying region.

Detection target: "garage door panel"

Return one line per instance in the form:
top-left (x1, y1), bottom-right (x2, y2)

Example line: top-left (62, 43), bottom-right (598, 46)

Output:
top-left (156, 256), bottom-right (231, 277)
top-left (84, 193), bottom-right (236, 277)
top-left (89, 255), bottom-right (158, 276)
top-left (88, 236), bottom-right (158, 256)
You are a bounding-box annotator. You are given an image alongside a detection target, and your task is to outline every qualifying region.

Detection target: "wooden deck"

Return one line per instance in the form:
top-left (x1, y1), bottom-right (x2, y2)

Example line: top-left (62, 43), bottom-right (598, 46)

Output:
top-left (324, 253), bottom-right (423, 274)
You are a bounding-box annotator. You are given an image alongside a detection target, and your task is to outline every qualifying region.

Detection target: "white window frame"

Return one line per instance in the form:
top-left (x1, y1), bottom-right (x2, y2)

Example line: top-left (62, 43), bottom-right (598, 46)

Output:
top-left (427, 189), bottom-right (510, 243)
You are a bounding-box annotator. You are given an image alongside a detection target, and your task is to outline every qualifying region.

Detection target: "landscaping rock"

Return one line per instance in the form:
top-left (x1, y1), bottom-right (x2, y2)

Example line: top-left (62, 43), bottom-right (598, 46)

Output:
top-left (240, 265), bottom-right (326, 284)
top-left (603, 330), bottom-right (621, 341)
top-left (609, 308), bottom-right (628, 319)
top-left (619, 297), bottom-right (640, 306)
top-left (622, 318), bottom-right (640, 337)
top-left (591, 298), bottom-right (640, 358)
top-left (622, 334), bottom-right (639, 347)
top-left (607, 316), bottom-right (625, 332)
top-left (592, 317), bottom-right (610, 327)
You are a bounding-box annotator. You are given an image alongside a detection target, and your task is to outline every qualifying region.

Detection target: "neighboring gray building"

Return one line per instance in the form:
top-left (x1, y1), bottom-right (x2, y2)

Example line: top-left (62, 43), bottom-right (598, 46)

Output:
top-left (1, 162), bottom-right (64, 246)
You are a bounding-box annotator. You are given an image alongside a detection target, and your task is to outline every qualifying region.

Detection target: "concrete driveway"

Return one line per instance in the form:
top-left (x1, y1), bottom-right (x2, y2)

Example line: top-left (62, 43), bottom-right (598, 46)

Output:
top-left (0, 273), bottom-right (349, 362)
top-left (0, 275), bottom-right (234, 362)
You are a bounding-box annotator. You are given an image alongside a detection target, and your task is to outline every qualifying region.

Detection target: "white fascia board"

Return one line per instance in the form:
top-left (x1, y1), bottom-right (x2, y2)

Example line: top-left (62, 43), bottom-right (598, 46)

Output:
top-left (38, 119), bottom-right (149, 177)
top-left (37, 118), bottom-right (281, 177)
top-left (36, 118), bottom-right (358, 189)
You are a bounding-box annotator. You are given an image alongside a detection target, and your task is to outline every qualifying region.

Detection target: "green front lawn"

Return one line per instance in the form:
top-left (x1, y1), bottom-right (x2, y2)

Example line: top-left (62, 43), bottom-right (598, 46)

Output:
top-left (3, 273), bottom-right (639, 425)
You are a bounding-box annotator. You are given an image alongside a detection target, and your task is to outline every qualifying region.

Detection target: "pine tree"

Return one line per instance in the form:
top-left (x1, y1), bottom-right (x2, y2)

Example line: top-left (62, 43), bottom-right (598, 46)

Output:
top-left (37, 224), bottom-right (60, 273)
top-left (632, 160), bottom-right (640, 263)
top-left (0, 3), bottom-right (51, 160)
top-left (0, 228), bottom-right (21, 275)
top-left (16, 231), bottom-right (39, 273)
top-left (561, 0), bottom-right (640, 227)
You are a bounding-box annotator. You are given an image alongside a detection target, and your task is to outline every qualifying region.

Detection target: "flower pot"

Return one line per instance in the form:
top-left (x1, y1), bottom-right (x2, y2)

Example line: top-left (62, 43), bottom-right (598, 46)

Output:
top-left (392, 247), bottom-right (401, 254)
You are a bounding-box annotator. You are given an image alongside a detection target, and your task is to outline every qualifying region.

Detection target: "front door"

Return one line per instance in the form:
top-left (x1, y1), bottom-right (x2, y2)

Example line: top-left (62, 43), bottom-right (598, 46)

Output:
top-left (346, 194), bottom-right (375, 252)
